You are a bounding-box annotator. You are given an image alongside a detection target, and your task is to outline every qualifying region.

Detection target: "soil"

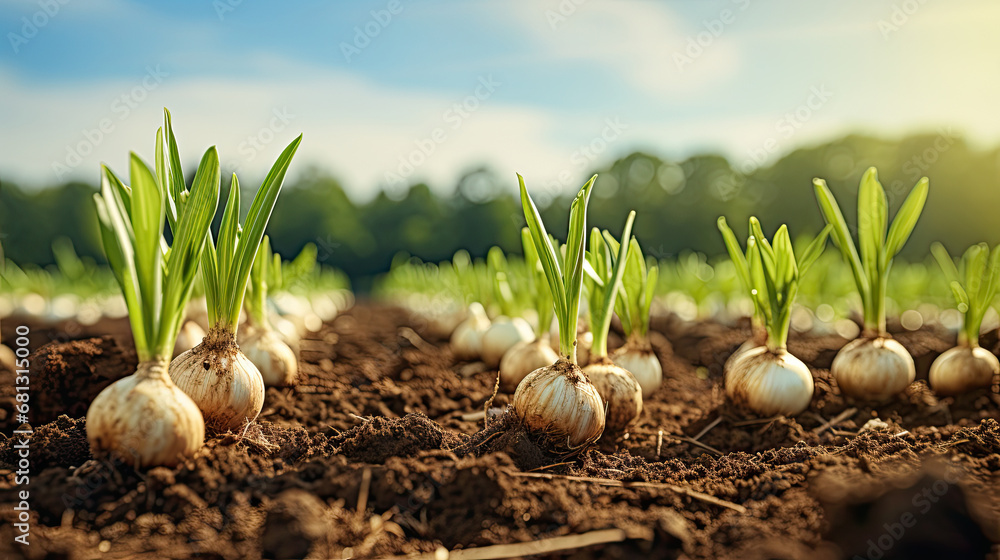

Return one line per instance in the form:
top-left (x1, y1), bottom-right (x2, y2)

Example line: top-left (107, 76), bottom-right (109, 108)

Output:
top-left (0, 304), bottom-right (998, 559)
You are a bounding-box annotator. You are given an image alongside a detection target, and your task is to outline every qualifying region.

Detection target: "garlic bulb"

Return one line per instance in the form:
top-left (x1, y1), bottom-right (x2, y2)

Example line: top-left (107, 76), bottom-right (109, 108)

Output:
top-left (270, 312), bottom-right (301, 358)
top-left (174, 320), bottom-right (207, 357)
top-left (481, 316), bottom-right (535, 368)
top-left (583, 357), bottom-right (642, 435)
top-left (512, 358), bottom-right (605, 453)
top-left (450, 302), bottom-right (491, 361)
top-left (929, 345), bottom-right (999, 395)
top-left (726, 346), bottom-right (814, 416)
top-left (170, 328), bottom-right (265, 432)
top-left (724, 339), bottom-right (763, 375)
top-left (612, 339), bottom-right (662, 396)
top-left (241, 325), bottom-right (299, 387)
top-left (832, 336), bottom-right (914, 401)
top-left (87, 360), bottom-right (204, 468)
top-left (499, 339), bottom-right (559, 392)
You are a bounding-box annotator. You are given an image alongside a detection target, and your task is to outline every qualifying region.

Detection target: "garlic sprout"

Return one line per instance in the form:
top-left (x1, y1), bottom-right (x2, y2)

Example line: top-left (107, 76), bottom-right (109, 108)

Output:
top-left (241, 235), bottom-right (299, 387)
top-left (814, 167), bottom-right (929, 401)
top-left (582, 211), bottom-right (642, 435)
top-left (717, 216), bottom-right (830, 416)
top-left (607, 236), bottom-right (661, 395)
top-left (511, 174), bottom-right (605, 455)
top-left (928, 242), bottom-right (1000, 394)
top-left (168, 116), bottom-right (302, 432)
top-left (87, 109), bottom-right (219, 467)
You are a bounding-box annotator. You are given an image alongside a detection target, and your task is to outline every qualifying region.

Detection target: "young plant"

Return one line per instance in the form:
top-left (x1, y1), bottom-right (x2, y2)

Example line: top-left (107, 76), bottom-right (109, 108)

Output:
top-left (168, 113), bottom-right (302, 432)
top-left (608, 236), bottom-right (661, 395)
top-left (481, 247), bottom-right (535, 367)
top-left (511, 174), bottom-right (605, 455)
top-left (241, 236), bottom-right (299, 387)
top-left (582, 212), bottom-right (642, 435)
top-left (87, 112), bottom-right (220, 467)
top-left (717, 217), bottom-right (830, 416)
top-left (499, 229), bottom-right (559, 391)
top-left (928, 242), bottom-right (1000, 394)
top-left (813, 167), bottom-right (928, 401)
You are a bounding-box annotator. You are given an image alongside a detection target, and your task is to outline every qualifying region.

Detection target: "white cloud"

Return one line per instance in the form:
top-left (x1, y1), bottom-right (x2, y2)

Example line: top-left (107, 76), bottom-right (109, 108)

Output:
top-left (0, 62), bottom-right (579, 200)
top-left (499, 1), bottom-right (744, 99)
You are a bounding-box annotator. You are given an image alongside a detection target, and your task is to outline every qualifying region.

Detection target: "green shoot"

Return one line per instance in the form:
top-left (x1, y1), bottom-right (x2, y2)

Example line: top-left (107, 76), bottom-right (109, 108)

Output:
top-left (606, 236), bottom-right (657, 342)
top-left (518, 174), bottom-right (596, 363)
top-left (584, 211), bottom-right (636, 359)
top-left (245, 235), bottom-right (280, 329)
top-left (931, 242), bottom-right (1000, 347)
top-left (94, 117), bottom-right (220, 362)
top-left (487, 246), bottom-right (517, 318)
top-left (813, 167), bottom-right (928, 336)
top-left (718, 217), bottom-right (830, 352)
top-left (521, 227), bottom-right (554, 338)
top-left (161, 115), bottom-right (302, 336)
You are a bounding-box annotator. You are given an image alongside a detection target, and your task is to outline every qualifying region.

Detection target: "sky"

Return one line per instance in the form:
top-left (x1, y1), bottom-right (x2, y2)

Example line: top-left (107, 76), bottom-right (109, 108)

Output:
top-left (1, 0), bottom-right (999, 201)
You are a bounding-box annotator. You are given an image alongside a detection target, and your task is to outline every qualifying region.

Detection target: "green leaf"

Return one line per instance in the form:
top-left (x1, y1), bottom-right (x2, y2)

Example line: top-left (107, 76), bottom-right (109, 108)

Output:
top-left (931, 242), bottom-right (960, 285)
top-left (158, 147), bottom-right (221, 355)
top-left (129, 153), bottom-right (165, 351)
top-left (518, 174), bottom-right (568, 333)
top-left (224, 134), bottom-right (302, 328)
top-left (717, 217), bottom-right (751, 292)
top-left (857, 167), bottom-right (887, 287)
top-left (885, 177), bottom-right (929, 258)
top-left (797, 224), bottom-right (831, 277)
top-left (217, 174), bottom-right (241, 293)
top-left (813, 178), bottom-right (870, 312)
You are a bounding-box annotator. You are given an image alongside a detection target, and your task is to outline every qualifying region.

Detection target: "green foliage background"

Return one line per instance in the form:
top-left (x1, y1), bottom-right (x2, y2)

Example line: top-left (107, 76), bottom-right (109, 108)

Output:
top-left (3, 133), bottom-right (998, 292)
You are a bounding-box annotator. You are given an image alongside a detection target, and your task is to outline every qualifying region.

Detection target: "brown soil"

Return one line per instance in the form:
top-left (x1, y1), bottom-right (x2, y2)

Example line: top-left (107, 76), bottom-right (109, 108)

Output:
top-left (0, 304), bottom-right (998, 559)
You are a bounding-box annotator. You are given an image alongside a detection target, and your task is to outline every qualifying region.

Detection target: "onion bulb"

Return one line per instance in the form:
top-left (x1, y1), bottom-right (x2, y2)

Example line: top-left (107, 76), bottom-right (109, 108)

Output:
top-left (929, 345), bottom-right (999, 395)
top-left (832, 336), bottom-right (914, 401)
top-left (170, 327), bottom-right (265, 432)
top-left (583, 357), bottom-right (642, 434)
top-left (450, 302), bottom-right (491, 361)
top-left (499, 339), bottom-right (559, 392)
top-left (481, 316), bottom-right (534, 368)
top-left (512, 358), bottom-right (605, 454)
top-left (174, 320), bottom-right (207, 357)
top-left (723, 339), bottom-right (762, 375)
top-left (575, 331), bottom-right (593, 367)
top-left (87, 360), bottom-right (204, 467)
top-left (241, 325), bottom-right (299, 387)
top-left (612, 339), bottom-right (662, 396)
top-left (726, 346), bottom-right (814, 416)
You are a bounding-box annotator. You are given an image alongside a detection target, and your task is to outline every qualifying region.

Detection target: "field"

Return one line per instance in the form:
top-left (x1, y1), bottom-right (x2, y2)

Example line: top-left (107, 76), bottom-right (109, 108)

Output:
top-left (2, 303), bottom-right (997, 559)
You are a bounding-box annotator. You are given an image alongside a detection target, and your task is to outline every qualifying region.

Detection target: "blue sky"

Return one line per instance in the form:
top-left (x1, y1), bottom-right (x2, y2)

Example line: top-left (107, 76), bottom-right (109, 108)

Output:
top-left (2, 0), bottom-right (998, 200)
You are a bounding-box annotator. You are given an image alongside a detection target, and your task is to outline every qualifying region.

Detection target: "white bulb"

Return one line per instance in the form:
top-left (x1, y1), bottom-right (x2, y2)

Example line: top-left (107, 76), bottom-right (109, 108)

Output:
top-left (513, 359), bottom-right (606, 453)
top-left (87, 360), bottom-right (204, 468)
top-left (583, 358), bottom-right (642, 435)
top-left (499, 339), bottom-right (559, 392)
top-left (726, 346), bottom-right (814, 416)
top-left (929, 345), bottom-right (999, 395)
top-left (174, 320), bottom-right (207, 357)
top-left (612, 341), bottom-right (662, 396)
top-left (450, 302), bottom-right (491, 361)
top-left (170, 329), bottom-right (265, 432)
top-left (241, 326), bottom-right (299, 387)
top-left (481, 316), bottom-right (535, 367)
top-left (832, 337), bottom-right (914, 401)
